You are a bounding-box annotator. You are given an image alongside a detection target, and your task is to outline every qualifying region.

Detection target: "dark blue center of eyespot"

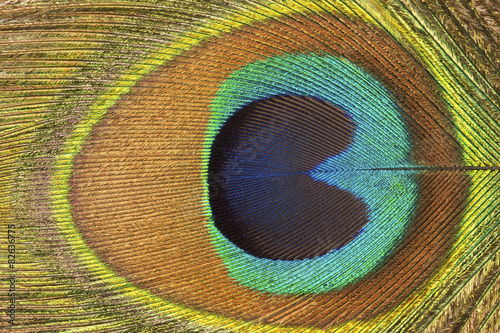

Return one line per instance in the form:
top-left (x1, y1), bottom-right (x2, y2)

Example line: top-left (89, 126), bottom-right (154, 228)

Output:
top-left (207, 95), bottom-right (369, 260)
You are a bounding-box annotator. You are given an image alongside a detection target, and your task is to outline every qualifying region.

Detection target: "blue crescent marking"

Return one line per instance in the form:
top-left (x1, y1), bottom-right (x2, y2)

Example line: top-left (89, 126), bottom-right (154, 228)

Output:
top-left (204, 53), bottom-right (418, 295)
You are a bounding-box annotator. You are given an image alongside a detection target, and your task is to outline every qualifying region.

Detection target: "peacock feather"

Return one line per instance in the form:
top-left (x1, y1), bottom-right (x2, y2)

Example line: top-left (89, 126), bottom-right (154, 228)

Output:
top-left (2, 0), bottom-right (500, 332)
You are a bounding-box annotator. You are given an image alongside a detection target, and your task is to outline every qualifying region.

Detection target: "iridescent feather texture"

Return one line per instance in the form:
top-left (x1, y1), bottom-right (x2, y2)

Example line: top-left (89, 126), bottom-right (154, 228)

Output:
top-left (1, 0), bottom-right (500, 332)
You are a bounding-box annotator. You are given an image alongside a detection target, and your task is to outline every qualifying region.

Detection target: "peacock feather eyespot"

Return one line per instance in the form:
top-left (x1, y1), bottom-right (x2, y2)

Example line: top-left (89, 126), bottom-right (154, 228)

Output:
top-left (3, 1), bottom-right (500, 332)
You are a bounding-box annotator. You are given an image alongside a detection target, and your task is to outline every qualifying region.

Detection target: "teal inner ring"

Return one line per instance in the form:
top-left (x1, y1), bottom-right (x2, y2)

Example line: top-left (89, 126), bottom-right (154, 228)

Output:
top-left (203, 53), bottom-right (419, 295)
